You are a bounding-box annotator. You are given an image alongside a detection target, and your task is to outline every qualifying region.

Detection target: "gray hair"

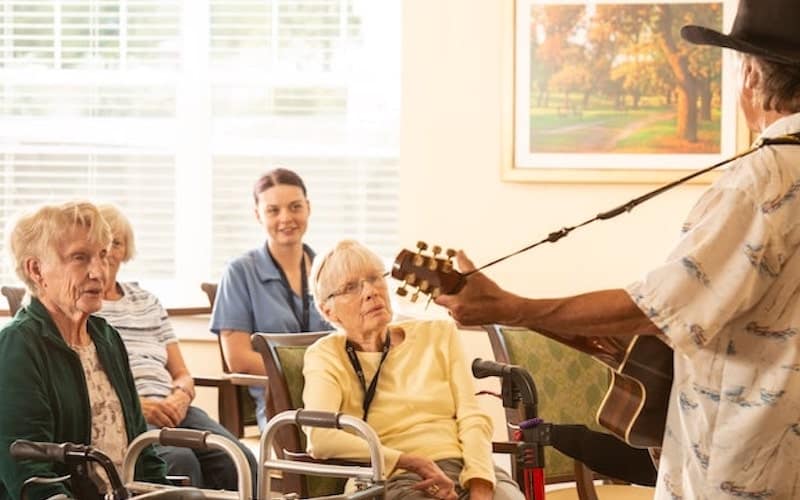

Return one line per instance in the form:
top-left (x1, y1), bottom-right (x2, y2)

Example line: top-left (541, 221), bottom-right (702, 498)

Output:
top-left (8, 201), bottom-right (112, 295)
top-left (743, 54), bottom-right (800, 113)
top-left (97, 204), bottom-right (137, 262)
top-left (310, 239), bottom-right (385, 316)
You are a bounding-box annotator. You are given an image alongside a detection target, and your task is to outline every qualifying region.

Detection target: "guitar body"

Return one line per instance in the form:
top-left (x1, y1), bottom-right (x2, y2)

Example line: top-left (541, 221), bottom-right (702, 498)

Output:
top-left (392, 244), bottom-right (674, 448)
top-left (596, 335), bottom-right (673, 448)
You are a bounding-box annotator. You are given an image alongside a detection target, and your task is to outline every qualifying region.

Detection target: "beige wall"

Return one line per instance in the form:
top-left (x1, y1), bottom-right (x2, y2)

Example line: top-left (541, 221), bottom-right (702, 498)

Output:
top-left (400, 0), bottom-right (710, 301)
top-left (171, 0), bottom-right (731, 453)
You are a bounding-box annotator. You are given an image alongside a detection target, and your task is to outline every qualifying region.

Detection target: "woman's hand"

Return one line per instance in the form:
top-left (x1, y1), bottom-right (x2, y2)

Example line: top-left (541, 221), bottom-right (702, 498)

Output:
top-left (468, 478), bottom-right (494, 500)
top-left (140, 394), bottom-right (189, 428)
top-left (396, 454), bottom-right (457, 500)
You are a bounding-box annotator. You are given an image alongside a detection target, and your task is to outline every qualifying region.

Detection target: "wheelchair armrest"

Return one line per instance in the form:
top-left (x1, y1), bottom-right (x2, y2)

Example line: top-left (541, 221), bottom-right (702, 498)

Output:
top-left (491, 441), bottom-right (519, 454)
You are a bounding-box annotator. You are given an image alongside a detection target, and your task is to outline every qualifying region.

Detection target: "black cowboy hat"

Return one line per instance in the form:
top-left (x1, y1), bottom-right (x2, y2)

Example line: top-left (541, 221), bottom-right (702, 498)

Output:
top-left (681, 0), bottom-right (800, 65)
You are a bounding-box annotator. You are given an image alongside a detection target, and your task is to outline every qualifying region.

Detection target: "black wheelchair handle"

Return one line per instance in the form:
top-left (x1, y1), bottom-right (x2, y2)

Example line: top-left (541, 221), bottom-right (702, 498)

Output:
top-left (472, 358), bottom-right (512, 379)
top-left (10, 440), bottom-right (86, 464)
top-left (158, 428), bottom-right (211, 450)
top-left (295, 409), bottom-right (343, 429)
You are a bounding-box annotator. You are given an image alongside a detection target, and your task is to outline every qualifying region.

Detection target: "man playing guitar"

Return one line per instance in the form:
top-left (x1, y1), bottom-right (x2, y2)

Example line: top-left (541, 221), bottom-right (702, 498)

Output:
top-left (436, 1), bottom-right (800, 498)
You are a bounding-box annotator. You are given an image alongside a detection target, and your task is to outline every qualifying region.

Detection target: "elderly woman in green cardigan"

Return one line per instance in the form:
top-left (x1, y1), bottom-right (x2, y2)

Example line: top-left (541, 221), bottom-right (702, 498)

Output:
top-left (0, 201), bottom-right (166, 500)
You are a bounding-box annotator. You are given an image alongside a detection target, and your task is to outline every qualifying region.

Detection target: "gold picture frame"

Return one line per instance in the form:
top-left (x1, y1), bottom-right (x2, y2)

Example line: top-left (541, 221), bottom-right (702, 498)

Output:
top-left (502, 0), bottom-right (749, 184)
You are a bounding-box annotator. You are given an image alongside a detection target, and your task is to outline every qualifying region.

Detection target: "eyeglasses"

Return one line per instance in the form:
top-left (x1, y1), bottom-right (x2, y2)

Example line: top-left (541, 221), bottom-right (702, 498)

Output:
top-left (327, 273), bottom-right (386, 301)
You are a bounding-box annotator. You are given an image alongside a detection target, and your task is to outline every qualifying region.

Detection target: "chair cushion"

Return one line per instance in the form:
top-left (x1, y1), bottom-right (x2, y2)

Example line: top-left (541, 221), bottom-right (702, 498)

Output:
top-left (499, 326), bottom-right (610, 481)
top-left (276, 346), bottom-right (309, 409)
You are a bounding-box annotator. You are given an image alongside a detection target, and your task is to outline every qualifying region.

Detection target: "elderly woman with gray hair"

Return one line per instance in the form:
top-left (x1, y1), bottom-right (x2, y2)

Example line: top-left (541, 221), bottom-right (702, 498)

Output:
top-left (302, 240), bottom-right (522, 500)
top-left (94, 204), bottom-right (257, 493)
top-left (0, 201), bottom-right (166, 500)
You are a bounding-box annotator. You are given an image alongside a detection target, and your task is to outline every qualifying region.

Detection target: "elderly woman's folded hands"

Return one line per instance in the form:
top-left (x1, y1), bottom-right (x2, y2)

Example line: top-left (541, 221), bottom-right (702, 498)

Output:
top-left (398, 454), bottom-right (457, 500)
top-left (140, 392), bottom-right (190, 428)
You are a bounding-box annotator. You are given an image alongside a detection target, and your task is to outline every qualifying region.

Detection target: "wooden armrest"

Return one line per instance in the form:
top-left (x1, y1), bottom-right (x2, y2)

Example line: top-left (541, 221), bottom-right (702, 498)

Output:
top-left (222, 372), bottom-right (269, 387)
top-left (192, 375), bottom-right (230, 387)
top-left (193, 373), bottom-right (267, 387)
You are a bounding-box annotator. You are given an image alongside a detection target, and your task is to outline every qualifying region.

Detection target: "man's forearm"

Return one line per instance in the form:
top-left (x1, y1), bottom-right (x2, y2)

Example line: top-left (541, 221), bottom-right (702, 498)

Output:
top-left (504, 289), bottom-right (661, 338)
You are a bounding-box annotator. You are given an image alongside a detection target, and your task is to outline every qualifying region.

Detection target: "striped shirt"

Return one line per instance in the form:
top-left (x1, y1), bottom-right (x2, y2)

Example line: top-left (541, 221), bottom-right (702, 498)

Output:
top-left (97, 282), bottom-right (176, 399)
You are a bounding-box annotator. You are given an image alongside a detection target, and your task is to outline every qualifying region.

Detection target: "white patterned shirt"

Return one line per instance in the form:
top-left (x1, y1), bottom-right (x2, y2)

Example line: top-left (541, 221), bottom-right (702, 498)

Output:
top-left (74, 341), bottom-right (128, 494)
top-left (627, 113), bottom-right (800, 500)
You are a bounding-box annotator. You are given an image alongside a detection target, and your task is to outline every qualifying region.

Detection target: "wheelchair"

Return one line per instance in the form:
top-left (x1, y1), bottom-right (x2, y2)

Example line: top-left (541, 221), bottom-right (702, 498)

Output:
top-left (255, 409), bottom-right (385, 500)
top-left (11, 410), bottom-right (385, 500)
top-left (11, 428), bottom-right (251, 500)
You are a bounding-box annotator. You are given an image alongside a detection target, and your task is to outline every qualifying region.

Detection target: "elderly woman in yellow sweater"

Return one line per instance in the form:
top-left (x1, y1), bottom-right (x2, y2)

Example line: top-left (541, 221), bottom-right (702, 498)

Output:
top-left (302, 240), bottom-right (522, 500)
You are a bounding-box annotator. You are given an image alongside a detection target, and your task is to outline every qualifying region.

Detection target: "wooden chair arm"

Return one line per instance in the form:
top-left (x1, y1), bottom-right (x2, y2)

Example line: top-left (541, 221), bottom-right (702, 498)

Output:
top-left (222, 372), bottom-right (269, 387)
top-left (192, 375), bottom-right (229, 387)
top-left (190, 375), bottom-right (249, 438)
top-left (194, 373), bottom-right (268, 387)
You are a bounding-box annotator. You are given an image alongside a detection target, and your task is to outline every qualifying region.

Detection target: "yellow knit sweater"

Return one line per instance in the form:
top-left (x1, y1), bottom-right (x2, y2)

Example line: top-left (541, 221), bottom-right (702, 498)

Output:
top-left (302, 319), bottom-right (496, 488)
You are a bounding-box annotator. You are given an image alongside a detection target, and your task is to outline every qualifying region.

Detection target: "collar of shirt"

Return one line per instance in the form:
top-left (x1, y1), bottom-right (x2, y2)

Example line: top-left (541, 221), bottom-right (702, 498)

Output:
top-left (24, 296), bottom-right (112, 352)
top-left (252, 242), bottom-right (316, 284)
top-left (756, 112), bottom-right (800, 143)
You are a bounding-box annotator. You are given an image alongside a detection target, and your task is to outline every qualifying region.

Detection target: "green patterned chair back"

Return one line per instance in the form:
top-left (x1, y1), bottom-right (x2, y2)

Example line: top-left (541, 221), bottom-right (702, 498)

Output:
top-left (486, 325), bottom-right (610, 483)
top-left (274, 346), bottom-right (310, 442)
top-left (252, 331), bottom-right (343, 498)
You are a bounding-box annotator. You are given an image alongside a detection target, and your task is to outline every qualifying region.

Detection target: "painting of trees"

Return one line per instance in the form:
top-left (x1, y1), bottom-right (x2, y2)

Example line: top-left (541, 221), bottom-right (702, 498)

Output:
top-left (525, 2), bottom-right (724, 154)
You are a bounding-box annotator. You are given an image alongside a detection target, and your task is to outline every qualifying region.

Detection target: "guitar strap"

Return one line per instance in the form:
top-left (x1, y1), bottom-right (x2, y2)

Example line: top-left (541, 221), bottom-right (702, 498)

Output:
top-left (266, 245), bottom-right (311, 332)
top-left (466, 132), bottom-right (800, 275)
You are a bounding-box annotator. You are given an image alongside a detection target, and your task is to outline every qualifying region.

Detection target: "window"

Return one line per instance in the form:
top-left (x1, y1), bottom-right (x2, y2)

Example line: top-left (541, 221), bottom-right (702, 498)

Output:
top-left (0, 0), bottom-right (400, 307)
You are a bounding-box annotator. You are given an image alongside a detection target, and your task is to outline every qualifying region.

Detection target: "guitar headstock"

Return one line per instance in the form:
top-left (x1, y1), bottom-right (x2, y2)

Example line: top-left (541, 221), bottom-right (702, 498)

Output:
top-left (391, 241), bottom-right (465, 302)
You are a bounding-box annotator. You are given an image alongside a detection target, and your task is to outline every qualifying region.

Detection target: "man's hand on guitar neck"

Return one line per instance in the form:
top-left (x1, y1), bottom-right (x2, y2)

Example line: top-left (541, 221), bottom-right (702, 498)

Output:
top-left (433, 250), bottom-right (524, 326)
top-left (434, 250), bottom-right (661, 339)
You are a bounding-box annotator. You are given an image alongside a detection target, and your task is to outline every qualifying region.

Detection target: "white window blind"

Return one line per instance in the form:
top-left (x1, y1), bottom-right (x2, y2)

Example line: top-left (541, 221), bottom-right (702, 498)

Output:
top-left (0, 0), bottom-right (400, 306)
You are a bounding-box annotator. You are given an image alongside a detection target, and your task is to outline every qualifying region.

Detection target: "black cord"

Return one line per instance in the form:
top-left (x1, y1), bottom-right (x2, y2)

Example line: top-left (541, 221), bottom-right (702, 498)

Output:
top-left (464, 133), bottom-right (800, 277)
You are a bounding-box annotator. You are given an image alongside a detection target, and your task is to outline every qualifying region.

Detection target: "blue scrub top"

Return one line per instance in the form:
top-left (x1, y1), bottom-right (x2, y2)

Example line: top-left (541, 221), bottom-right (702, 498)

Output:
top-left (210, 242), bottom-right (332, 429)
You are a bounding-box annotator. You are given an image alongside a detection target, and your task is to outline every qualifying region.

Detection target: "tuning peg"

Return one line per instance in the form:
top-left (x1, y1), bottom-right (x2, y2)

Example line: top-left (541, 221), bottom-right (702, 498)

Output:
top-left (404, 272), bottom-right (417, 285)
top-left (442, 261), bottom-right (453, 273)
top-left (416, 241), bottom-right (428, 251)
top-left (418, 279), bottom-right (429, 292)
top-left (410, 291), bottom-right (420, 303)
top-left (446, 248), bottom-right (456, 258)
top-left (432, 245), bottom-right (442, 255)
top-left (396, 286), bottom-right (408, 297)
top-left (431, 287), bottom-right (442, 299)
top-left (413, 254), bottom-right (424, 267)
top-left (427, 258), bottom-right (438, 272)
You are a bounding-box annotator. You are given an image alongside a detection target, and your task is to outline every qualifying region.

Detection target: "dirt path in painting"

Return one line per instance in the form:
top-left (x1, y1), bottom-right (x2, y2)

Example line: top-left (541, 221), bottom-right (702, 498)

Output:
top-left (538, 110), bottom-right (676, 152)
top-left (602, 110), bottom-right (676, 150)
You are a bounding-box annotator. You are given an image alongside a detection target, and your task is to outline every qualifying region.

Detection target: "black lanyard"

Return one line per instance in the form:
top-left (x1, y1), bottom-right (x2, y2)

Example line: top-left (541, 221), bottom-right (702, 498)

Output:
top-left (266, 246), bottom-right (310, 332)
top-left (345, 332), bottom-right (391, 421)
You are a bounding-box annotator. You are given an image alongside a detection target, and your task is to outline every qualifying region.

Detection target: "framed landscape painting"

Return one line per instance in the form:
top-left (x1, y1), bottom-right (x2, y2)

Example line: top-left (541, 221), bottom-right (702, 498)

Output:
top-left (504, 0), bottom-right (747, 183)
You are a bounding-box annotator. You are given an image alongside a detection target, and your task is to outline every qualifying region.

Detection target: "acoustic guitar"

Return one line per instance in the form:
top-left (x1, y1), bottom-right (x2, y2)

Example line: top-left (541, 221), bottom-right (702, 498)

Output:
top-left (391, 243), bottom-right (672, 449)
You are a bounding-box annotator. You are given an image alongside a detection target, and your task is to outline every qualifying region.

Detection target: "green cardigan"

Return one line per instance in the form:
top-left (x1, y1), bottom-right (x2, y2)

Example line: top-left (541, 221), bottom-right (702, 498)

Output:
top-left (0, 297), bottom-right (167, 500)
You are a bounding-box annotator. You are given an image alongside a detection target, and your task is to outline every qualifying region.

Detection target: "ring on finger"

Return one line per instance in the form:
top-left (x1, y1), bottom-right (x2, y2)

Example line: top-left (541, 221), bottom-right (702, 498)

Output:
top-left (426, 484), bottom-right (440, 496)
